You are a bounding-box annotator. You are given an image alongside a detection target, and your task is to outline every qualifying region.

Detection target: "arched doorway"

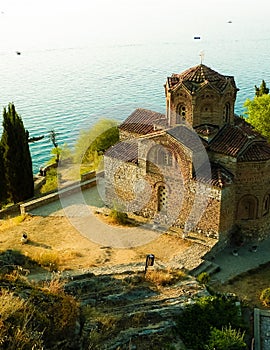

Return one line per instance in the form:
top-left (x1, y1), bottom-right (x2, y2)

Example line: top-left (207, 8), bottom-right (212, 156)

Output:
top-left (237, 195), bottom-right (258, 220)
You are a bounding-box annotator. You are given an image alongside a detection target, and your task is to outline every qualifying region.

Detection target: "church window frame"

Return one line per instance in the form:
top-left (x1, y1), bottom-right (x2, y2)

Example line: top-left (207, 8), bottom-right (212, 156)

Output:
top-left (223, 102), bottom-right (230, 122)
top-left (146, 145), bottom-right (174, 172)
top-left (176, 104), bottom-right (186, 124)
top-left (157, 184), bottom-right (168, 212)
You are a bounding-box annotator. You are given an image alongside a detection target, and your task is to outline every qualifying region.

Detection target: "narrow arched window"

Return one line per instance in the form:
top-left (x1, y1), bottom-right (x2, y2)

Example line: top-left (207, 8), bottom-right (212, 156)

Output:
top-left (223, 102), bottom-right (230, 122)
top-left (158, 185), bottom-right (168, 212)
top-left (176, 104), bottom-right (186, 124)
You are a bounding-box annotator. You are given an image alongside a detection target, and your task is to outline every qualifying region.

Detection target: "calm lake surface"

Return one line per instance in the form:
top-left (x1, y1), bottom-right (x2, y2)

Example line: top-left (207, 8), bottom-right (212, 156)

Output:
top-left (0, 26), bottom-right (270, 172)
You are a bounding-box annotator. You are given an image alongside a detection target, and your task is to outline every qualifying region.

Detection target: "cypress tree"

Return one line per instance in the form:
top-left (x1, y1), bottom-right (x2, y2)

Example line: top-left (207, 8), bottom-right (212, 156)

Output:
top-left (255, 79), bottom-right (269, 97)
top-left (1, 103), bottom-right (33, 203)
top-left (0, 143), bottom-right (7, 207)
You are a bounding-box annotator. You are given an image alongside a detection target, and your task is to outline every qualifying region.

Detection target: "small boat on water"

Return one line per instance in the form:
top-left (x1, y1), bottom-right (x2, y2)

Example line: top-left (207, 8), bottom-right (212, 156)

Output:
top-left (16, 51), bottom-right (21, 55)
top-left (194, 36), bottom-right (201, 40)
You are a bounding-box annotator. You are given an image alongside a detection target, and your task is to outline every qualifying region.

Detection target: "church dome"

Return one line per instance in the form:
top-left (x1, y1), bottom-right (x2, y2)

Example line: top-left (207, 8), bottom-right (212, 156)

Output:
top-left (167, 64), bottom-right (237, 94)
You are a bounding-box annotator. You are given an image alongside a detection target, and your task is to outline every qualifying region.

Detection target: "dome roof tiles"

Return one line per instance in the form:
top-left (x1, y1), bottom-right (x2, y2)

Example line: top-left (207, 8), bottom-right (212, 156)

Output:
top-left (167, 64), bottom-right (237, 93)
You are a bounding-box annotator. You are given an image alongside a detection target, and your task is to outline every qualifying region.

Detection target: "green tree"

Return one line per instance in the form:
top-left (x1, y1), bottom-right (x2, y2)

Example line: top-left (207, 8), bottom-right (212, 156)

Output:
top-left (74, 119), bottom-right (119, 166)
top-left (176, 296), bottom-right (244, 349)
top-left (244, 94), bottom-right (270, 141)
top-left (260, 287), bottom-right (270, 307)
top-left (0, 144), bottom-right (7, 206)
top-left (205, 326), bottom-right (246, 350)
top-left (1, 103), bottom-right (33, 203)
top-left (255, 79), bottom-right (269, 97)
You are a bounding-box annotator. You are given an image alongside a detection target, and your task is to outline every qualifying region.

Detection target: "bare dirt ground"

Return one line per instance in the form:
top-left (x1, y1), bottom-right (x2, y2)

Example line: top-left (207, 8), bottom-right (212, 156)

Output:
top-left (0, 214), bottom-right (191, 273)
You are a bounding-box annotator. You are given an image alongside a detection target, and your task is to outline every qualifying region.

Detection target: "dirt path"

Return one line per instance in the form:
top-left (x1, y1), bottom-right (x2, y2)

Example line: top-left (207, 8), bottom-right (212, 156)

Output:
top-left (3, 185), bottom-right (269, 284)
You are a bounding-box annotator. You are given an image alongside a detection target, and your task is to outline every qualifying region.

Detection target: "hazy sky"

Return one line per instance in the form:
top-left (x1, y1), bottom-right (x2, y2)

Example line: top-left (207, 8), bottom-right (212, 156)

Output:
top-left (0, 0), bottom-right (269, 49)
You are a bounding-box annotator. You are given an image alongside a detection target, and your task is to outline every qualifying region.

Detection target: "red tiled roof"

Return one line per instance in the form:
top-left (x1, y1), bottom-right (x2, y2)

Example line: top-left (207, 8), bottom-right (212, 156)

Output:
top-left (208, 124), bottom-right (248, 157)
top-left (104, 141), bottom-right (138, 164)
top-left (167, 64), bottom-right (237, 94)
top-left (119, 108), bottom-right (166, 135)
top-left (195, 162), bottom-right (234, 188)
top-left (208, 118), bottom-right (270, 161)
top-left (239, 143), bottom-right (270, 161)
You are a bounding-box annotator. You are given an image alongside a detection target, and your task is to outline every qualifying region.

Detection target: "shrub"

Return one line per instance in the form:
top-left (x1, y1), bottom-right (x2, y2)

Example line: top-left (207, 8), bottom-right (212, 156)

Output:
top-left (12, 214), bottom-right (27, 225)
top-left (33, 251), bottom-right (60, 271)
top-left (42, 274), bottom-right (65, 294)
top-left (40, 168), bottom-right (59, 194)
top-left (197, 272), bottom-right (210, 284)
top-left (0, 289), bottom-right (44, 349)
top-left (0, 276), bottom-right (80, 349)
top-left (260, 287), bottom-right (270, 307)
top-left (176, 295), bottom-right (245, 349)
top-left (205, 325), bottom-right (246, 350)
top-left (109, 207), bottom-right (128, 225)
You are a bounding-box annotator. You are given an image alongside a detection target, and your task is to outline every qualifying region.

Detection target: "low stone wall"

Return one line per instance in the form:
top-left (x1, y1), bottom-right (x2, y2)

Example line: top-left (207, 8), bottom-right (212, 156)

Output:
top-left (20, 178), bottom-right (97, 215)
top-left (34, 176), bottom-right (46, 192)
top-left (0, 204), bottom-right (21, 219)
top-left (80, 171), bottom-right (96, 182)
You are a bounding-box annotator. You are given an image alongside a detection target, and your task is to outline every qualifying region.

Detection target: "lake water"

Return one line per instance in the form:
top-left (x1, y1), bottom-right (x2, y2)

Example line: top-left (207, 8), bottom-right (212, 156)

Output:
top-left (0, 27), bottom-right (270, 173)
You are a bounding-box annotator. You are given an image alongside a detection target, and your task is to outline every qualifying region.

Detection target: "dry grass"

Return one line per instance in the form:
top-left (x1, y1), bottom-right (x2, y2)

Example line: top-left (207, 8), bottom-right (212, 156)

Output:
top-left (0, 214), bottom-right (28, 231)
top-left (0, 288), bottom-right (26, 321)
top-left (211, 262), bottom-right (270, 309)
top-left (145, 268), bottom-right (187, 286)
top-left (41, 275), bottom-right (65, 294)
top-left (31, 250), bottom-right (60, 272)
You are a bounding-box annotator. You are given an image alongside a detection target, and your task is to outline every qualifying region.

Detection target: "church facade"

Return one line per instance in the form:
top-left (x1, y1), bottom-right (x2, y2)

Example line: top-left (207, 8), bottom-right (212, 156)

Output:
top-left (103, 64), bottom-right (270, 246)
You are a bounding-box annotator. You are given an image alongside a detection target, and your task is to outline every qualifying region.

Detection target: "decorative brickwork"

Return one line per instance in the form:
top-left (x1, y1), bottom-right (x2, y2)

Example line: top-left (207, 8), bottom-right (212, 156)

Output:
top-left (104, 64), bottom-right (270, 246)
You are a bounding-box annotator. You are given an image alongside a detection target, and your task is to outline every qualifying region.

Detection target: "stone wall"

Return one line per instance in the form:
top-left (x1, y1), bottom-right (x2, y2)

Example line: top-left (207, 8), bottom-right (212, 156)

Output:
top-left (20, 177), bottom-right (97, 215)
top-left (234, 160), bottom-right (270, 240)
top-left (104, 132), bottom-right (222, 239)
top-left (166, 83), bottom-right (236, 129)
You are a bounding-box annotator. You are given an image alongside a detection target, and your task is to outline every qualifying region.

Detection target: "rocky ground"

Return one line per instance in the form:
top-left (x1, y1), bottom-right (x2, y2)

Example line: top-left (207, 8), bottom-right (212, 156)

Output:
top-left (1, 185), bottom-right (270, 348)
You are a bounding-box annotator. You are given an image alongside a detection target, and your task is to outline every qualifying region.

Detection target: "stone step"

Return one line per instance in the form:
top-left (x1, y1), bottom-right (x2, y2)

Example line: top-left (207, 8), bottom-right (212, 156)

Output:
top-left (189, 259), bottom-right (220, 277)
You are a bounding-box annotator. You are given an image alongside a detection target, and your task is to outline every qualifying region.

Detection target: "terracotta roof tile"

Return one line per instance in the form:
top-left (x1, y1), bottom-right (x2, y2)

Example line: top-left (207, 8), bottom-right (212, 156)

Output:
top-left (167, 64), bottom-right (237, 94)
top-left (195, 162), bottom-right (234, 188)
top-left (119, 108), bottom-right (166, 135)
top-left (208, 124), bottom-right (248, 157)
top-left (238, 143), bottom-right (270, 161)
top-left (208, 118), bottom-right (270, 161)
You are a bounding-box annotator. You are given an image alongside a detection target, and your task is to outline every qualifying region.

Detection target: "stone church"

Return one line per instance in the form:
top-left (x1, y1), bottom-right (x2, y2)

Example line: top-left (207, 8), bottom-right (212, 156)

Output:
top-left (103, 64), bottom-right (270, 247)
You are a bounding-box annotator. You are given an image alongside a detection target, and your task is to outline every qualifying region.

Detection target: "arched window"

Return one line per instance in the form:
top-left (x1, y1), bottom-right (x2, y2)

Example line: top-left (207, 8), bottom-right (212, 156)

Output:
top-left (146, 145), bottom-right (173, 171)
top-left (263, 194), bottom-right (270, 216)
top-left (237, 195), bottom-right (258, 220)
top-left (223, 102), bottom-right (230, 122)
top-left (158, 185), bottom-right (168, 212)
top-left (176, 104), bottom-right (186, 124)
